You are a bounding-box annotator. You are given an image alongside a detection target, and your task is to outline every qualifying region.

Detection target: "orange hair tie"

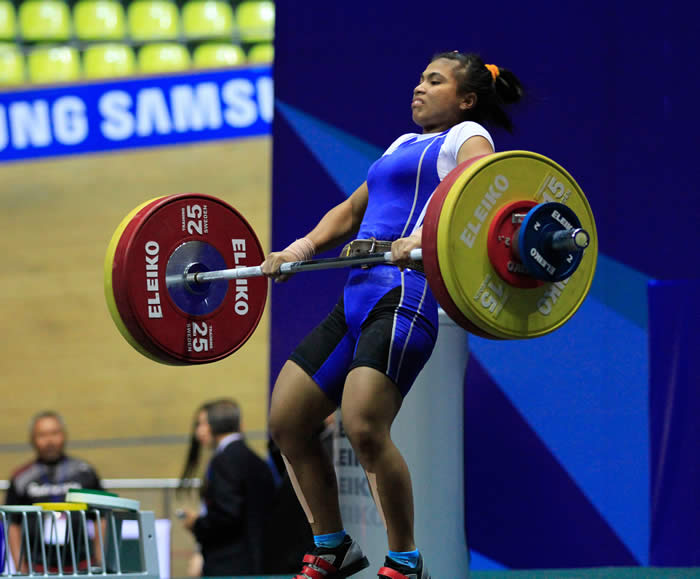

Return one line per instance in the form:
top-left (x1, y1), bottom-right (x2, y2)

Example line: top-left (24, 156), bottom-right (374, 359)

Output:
top-left (485, 64), bottom-right (500, 83)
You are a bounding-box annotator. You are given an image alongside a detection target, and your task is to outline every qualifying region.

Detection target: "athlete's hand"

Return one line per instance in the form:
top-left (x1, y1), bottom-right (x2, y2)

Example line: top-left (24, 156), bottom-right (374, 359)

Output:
top-left (391, 229), bottom-right (422, 270)
top-left (261, 250), bottom-right (298, 282)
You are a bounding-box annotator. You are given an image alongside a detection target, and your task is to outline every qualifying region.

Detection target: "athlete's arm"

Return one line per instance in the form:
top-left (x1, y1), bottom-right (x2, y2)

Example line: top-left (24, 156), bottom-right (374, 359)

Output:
top-left (306, 181), bottom-right (368, 254)
top-left (457, 135), bottom-right (494, 164)
top-left (262, 182), bottom-right (369, 279)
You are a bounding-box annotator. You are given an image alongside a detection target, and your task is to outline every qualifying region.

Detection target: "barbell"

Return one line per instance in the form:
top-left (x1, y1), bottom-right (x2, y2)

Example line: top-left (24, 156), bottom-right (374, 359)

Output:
top-left (104, 151), bottom-right (598, 365)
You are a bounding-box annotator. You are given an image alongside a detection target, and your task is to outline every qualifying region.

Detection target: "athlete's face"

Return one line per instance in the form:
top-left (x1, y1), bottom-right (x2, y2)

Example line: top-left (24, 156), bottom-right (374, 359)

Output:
top-left (411, 58), bottom-right (475, 133)
top-left (31, 417), bottom-right (66, 463)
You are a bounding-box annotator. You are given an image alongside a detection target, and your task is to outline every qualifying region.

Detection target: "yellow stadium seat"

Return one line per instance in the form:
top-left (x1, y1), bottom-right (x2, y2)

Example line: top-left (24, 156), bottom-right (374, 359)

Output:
top-left (0, 43), bottom-right (25, 85)
top-left (138, 42), bottom-right (189, 73)
top-left (128, 0), bottom-right (179, 41)
top-left (83, 43), bottom-right (135, 78)
top-left (0, 1), bottom-right (17, 40)
top-left (74, 0), bottom-right (126, 41)
top-left (182, 0), bottom-right (234, 40)
top-left (192, 42), bottom-right (244, 69)
top-left (27, 45), bottom-right (80, 83)
top-left (247, 42), bottom-right (272, 64)
top-left (236, 1), bottom-right (273, 43)
top-left (19, 0), bottom-right (71, 42)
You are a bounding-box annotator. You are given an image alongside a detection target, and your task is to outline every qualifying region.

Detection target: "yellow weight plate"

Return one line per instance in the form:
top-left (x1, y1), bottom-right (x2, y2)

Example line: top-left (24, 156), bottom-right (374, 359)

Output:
top-left (436, 151), bottom-right (598, 339)
top-left (33, 502), bottom-right (88, 511)
top-left (104, 197), bottom-right (165, 363)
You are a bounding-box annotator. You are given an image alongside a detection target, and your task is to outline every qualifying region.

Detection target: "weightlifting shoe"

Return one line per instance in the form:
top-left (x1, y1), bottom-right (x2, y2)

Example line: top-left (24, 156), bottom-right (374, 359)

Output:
top-left (377, 553), bottom-right (431, 579)
top-left (294, 535), bottom-right (369, 578)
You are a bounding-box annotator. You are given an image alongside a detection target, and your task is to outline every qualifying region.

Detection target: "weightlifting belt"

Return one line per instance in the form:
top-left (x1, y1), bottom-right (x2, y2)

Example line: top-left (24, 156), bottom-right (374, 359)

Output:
top-left (341, 238), bottom-right (424, 273)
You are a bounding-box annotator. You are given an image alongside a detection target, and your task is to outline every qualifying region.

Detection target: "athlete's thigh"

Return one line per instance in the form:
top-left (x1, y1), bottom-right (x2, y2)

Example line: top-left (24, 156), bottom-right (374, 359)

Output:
top-left (341, 366), bottom-right (403, 435)
top-left (269, 360), bottom-right (338, 437)
top-left (350, 276), bottom-right (438, 397)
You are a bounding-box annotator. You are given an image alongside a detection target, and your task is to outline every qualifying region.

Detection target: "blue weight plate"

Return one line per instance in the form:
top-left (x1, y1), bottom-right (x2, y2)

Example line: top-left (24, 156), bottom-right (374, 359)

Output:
top-left (165, 241), bottom-right (229, 316)
top-left (518, 202), bottom-right (584, 282)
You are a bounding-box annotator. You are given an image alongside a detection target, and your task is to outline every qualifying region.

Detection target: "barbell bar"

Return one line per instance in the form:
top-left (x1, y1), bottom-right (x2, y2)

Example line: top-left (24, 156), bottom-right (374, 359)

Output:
top-left (166, 249), bottom-right (425, 287)
top-left (168, 223), bottom-right (589, 289)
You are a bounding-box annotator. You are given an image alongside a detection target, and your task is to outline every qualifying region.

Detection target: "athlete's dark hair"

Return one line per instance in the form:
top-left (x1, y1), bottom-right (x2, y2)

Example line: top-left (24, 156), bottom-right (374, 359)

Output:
top-left (432, 51), bottom-right (524, 133)
top-left (177, 399), bottom-right (241, 494)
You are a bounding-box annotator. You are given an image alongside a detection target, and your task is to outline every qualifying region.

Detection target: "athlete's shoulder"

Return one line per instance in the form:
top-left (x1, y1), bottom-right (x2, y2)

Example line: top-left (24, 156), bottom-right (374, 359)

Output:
top-left (447, 120), bottom-right (491, 137)
top-left (444, 120), bottom-right (495, 151)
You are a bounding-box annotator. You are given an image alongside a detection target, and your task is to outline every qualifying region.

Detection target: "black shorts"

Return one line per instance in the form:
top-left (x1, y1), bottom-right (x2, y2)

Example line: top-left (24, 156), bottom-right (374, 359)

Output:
top-left (290, 273), bottom-right (438, 406)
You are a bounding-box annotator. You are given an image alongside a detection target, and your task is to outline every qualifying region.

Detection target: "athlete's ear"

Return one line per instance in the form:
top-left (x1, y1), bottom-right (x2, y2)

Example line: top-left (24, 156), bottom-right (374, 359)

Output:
top-left (460, 92), bottom-right (477, 111)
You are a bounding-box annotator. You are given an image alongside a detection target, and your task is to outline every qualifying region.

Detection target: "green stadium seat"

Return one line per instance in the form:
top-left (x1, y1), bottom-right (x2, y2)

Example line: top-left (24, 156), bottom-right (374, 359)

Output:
top-left (0, 1), bottom-right (17, 41)
top-left (0, 43), bottom-right (25, 85)
top-left (74, 0), bottom-right (126, 41)
top-left (19, 0), bottom-right (72, 42)
top-left (128, 0), bottom-right (179, 41)
top-left (182, 0), bottom-right (234, 40)
top-left (27, 45), bottom-right (80, 83)
top-left (236, 1), bottom-right (273, 43)
top-left (247, 42), bottom-right (272, 63)
top-left (138, 42), bottom-right (189, 73)
top-left (192, 42), bottom-right (244, 69)
top-left (83, 43), bottom-right (135, 78)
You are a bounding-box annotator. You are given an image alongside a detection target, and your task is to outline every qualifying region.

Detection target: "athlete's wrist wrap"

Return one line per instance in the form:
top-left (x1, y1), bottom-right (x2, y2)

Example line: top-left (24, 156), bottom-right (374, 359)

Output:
top-left (283, 237), bottom-right (316, 262)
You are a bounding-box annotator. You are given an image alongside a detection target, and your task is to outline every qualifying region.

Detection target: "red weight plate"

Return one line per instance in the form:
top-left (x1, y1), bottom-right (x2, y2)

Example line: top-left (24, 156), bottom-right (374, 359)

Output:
top-left (107, 198), bottom-right (182, 364)
top-left (111, 197), bottom-right (198, 364)
top-left (486, 200), bottom-right (542, 288)
top-left (112, 194), bottom-right (266, 364)
top-left (111, 194), bottom-right (267, 364)
top-left (422, 155), bottom-right (500, 339)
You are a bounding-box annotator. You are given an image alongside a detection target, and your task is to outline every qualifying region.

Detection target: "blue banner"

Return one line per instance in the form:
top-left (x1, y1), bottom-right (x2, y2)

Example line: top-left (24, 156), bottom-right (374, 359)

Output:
top-left (0, 65), bottom-right (272, 163)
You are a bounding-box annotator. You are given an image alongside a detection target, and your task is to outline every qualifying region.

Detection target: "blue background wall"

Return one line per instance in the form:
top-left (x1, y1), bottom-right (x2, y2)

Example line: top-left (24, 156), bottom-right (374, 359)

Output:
top-left (270, 0), bottom-right (700, 570)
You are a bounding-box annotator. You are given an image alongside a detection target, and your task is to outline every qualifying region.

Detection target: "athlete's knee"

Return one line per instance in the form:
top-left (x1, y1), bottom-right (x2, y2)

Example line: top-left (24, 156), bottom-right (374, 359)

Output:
top-left (267, 410), bottom-right (289, 450)
top-left (343, 416), bottom-right (388, 470)
top-left (269, 400), bottom-right (331, 460)
top-left (268, 405), bottom-right (307, 455)
top-left (269, 363), bottom-right (333, 456)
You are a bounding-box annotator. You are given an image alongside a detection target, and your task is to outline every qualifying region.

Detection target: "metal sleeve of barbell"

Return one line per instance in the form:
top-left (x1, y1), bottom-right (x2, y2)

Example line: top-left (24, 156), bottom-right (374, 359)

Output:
top-left (189, 248), bottom-right (423, 284)
top-left (549, 228), bottom-right (590, 252)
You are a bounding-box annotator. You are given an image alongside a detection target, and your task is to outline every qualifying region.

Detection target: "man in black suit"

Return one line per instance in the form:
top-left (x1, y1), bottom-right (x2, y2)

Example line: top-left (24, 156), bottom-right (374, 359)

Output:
top-left (180, 399), bottom-right (275, 576)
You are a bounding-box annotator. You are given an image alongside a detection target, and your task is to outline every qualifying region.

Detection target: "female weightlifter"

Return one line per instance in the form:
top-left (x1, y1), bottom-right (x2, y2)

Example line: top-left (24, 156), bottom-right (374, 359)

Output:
top-left (262, 51), bottom-right (524, 579)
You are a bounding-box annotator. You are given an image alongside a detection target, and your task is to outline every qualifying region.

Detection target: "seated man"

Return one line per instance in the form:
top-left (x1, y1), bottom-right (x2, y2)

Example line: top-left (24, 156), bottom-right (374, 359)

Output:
top-left (4, 410), bottom-right (104, 572)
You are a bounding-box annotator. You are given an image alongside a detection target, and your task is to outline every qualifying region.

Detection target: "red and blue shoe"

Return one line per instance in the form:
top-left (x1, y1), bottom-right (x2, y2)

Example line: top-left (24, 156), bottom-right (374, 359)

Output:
top-left (295, 535), bottom-right (369, 578)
